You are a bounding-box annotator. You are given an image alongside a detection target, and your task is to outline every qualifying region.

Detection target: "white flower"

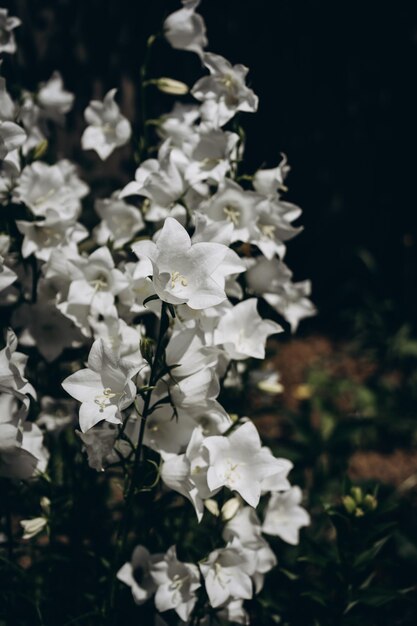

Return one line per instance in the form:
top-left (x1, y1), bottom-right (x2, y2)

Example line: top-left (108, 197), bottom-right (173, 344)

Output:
top-left (185, 129), bottom-right (239, 186)
top-left (160, 426), bottom-right (212, 521)
top-left (120, 149), bottom-right (186, 222)
top-left (198, 179), bottom-right (262, 243)
top-left (213, 298), bottom-right (282, 360)
top-left (16, 211), bottom-right (87, 262)
top-left (94, 195), bottom-right (144, 248)
top-left (164, 0), bottom-right (207, 58)
top-left (0, 121), bottom-right (26, 165)
top-left (252, 156), bottom-right (291, 196)
top-left (222, 506), bottom-right (277, 593)
top-left (204, 421), bottom-right (286, 508)
top-left (117, 545), bottom-right (161, 605)
top-left (151, 545), bottom-right (201, 621)
top-left (0, 9), bottom-right (21, 54)
top-left (37, 71), bottom-right (74, 121)
top-left (262, 486), bottom-right (310, 545)
top-left (81, 89), bottom-right (131, 160)
top-left (57, 246), bottom-right (129, 330)
top-left (62, 338), bottom-right (136, 432)
top-left (14, 160), bottom-right (88, 221)
top-left (199, 542), bottom-right (253, 608)
top-left (0, 255), bottom-right (17, 293)
top-left (192, 53), bottom-right (258, 127)
top-left (246, 256), bottom-right (316, 332)
top-left (132, 217), bottom-right (245, 310)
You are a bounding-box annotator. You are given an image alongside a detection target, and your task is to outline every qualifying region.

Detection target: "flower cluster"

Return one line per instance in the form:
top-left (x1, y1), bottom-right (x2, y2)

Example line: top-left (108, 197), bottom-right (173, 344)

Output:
top-left (0, 1), bottom-right (313, 623)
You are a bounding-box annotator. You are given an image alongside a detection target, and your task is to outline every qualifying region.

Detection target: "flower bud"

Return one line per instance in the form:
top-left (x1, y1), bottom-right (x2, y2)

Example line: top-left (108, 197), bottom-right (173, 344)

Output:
top-left (154, 77), bottom-right (189, 95)
top-left (20, 517), bottom-right (47, 540)
top-left (342, 495), bottom-right (357, 514)
top-left (363, 494), bottom-right (377, 511)
top-left (221, 497), bottom-right (241, 521)
top-left (350, 486), bottom-right (363, 504)
top-left (140, 337), bottom-right (155, 364)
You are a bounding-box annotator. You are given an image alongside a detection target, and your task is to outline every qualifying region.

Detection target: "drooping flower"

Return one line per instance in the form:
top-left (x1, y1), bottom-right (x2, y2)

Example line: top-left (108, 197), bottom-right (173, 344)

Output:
top-left (164, 0), bottom-right (207, 58)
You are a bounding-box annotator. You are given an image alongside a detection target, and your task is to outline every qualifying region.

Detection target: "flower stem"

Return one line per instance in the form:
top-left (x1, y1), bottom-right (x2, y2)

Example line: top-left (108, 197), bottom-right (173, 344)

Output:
top-left (105, 300), bottom-right (169, 623)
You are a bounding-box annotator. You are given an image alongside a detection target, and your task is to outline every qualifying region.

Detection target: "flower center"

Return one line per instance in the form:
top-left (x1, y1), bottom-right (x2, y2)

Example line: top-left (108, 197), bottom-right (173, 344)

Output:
top-left (94, 387), bottom-right (117, 412)
top-left (170, 271), bottom-right (188, 289)
top-left (223, 459), bottom-right (242, 487)
top-left (90, 274), bottom-right (109, 292)
top-left (33, 188), bottom-right (57, 207)
top-left (260, 224), bottom-right (276, 239)
top-left (223, 205), bottom-right (240, 226)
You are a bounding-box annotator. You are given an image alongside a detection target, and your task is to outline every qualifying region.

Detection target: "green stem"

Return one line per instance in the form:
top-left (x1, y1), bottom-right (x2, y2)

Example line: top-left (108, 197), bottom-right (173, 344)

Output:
top-left (139, 34), bottom-right (157, 161)
top-left (105, 301), bottom-right (169, 623)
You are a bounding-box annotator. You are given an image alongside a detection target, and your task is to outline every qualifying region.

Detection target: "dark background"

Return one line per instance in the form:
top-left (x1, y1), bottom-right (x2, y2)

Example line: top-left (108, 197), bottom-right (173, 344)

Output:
top-left (3, 0), bottom-right (417, 336)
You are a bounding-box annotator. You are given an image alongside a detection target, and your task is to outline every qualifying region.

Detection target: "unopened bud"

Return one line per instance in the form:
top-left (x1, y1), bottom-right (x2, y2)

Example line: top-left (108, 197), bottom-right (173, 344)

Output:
top-left (40, 496), bottom-right (51, 515)
top-left (204, 499), bottom-right (220, 517)
top-left (342, 495), bottom-right (356, 514)
top-left (140, 337), bottom-right (155, 364)
top-left (20, 517), bottom-right (47, 540)
top-left (221, 497), bottom-right (241, 522)
top-left (154, 77), bottom-right (189, 95)
top-left (350, 486), bottom-right (363, 504)
top-left (32, 140), bottom-right (48, 160)
top-left (363, 494), bottom-right (377, 511)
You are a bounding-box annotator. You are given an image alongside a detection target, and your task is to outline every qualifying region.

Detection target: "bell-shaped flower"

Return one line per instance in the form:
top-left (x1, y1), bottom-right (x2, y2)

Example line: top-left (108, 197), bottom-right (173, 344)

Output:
top-left (161, 426), bottom-right (213, 521)
top-left (0, 121), bottom-right (26, 168)
top-left (252, 155), bottom-right (291, 197)
top-left (151, 545), bottom-right (201, 620)
top-left (222, 506), bottom-right (277, 593)
top-left (204, 420), bottom-right (286, 508)
top-left (94, 194), bottom-right (144, 248)
top-left (62, 338), bottom-right (136, 432)
top-left (117, 545), bottom-right (162, 605)
top-left (198, 179), bottom-right (262, 243)
top-left (0, 9), bottom-right (21, 54)
top-left (185, 129), bottom-right (239, 186)
top-left (251, 199), bottom-right (303, 260)
top-left (16, 210), bottom-right (88, 262)
top-left (37, 71), bottom-right (74, 121)
top-left (123, 153), bottom-right (186, 223)
top-left (192, 53), bottom-right (258, 127)
top-left (164, 0), bottom-right (207, 58)
top-left (81, 89), bottom-right (131, 160)
top-left (14, 160), bottom-right (88, 222)
top-left (132, 217), bottom-right (245, 310)
top-left (246, 256), bottom-right (316, 332)
top-left (199, 541), bottom-right (253, 608)
top-left (262, 486), bottom-right (310, 545)
top-left (213, 298), bottom-right (282, 360)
